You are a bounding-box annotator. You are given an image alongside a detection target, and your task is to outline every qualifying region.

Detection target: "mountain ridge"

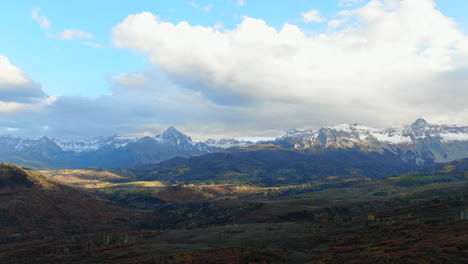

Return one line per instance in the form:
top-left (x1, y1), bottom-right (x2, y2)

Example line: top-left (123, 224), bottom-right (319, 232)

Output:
top-left (0, 127), bottom-right (255, 169)
top-left (1, 119), bottom-right (468, 169)
top-left (272, 118), bottom-right (468, 164)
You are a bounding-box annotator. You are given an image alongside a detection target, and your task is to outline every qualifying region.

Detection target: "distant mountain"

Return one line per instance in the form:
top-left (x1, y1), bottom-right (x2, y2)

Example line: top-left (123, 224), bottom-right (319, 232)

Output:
top-left (204, 138), bottom-right (254, 149)
top-left (273, 118), bottom-right (468, 164)
top-left (0, 127), bottom-right (246, 169)
top-left (97, 127), bottom-right (221, 167)
top-left (54, 135), bottom-right (137, 152)
top-left (1, 119), bottom-right (468, 169)
top-left (130, 144), bottom-right (418, 186)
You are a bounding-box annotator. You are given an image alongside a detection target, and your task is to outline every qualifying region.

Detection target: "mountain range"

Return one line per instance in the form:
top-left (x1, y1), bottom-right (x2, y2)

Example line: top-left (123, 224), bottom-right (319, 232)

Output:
top-left (1, 118), bottom-right (468, 169)
top-left (272, 118), bottom-right (468, 164)
top-left (0, 127), bottom-right (253, 169)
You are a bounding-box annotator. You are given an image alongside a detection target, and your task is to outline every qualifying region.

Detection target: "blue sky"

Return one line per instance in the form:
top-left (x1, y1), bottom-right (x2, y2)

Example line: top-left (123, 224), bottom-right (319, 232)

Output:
top-left (0, 0), bottom-right (356, 97)
top-left (1, 0), bottom-right (468, 140)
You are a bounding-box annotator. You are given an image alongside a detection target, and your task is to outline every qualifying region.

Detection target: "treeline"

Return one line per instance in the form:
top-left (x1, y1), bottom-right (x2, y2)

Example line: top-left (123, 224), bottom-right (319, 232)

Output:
top-left (0, 230), bottom-right (161, 262)
top-left (137, 201), bottom-right (263, 229)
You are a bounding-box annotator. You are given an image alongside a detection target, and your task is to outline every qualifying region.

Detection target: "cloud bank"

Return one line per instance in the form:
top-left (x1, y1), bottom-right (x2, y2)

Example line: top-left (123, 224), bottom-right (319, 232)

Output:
top-left (2, 0), bottom-right (468, 140)
top-left (110, 0), bottom-right (468, 127)
top-left (0, 55), bottom-right (47, 107)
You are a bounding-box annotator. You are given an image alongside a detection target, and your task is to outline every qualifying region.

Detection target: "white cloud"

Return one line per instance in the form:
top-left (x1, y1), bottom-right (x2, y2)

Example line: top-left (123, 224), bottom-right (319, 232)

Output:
top-left (111, 0), bottom-right (468, 130)
top-left (0, 101), bottom-right (39, 114)
top-left (188, 1), bottom-right (198, 8)
top-left (52, 29), bottom-right (94, 40)
top-left (0, 56), bottom-right (32, 87)
top-left (301, 9), bottom-right (325, 23)
top-left (42, 95), bottom-right (60, 106)
top-left (0, 55), bottom-right (50, 114)
top-left (238, 0), bottom-right (245, 6)
top-left (5, 0), bottom-right (468, 140)
top-left (328, 19), bottom-right (342, 29)
top-left (31, 7), bottom-right (95, 42)
top-left (31, 7), bottom-right (51, 29)
top-left (0, 55), bottom-right (46, 102)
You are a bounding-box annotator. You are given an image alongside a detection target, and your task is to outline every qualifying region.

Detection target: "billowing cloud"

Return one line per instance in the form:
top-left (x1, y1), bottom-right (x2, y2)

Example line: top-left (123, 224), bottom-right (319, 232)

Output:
top-left (0, 101), bottom-right (37, 114)
top-left (3, 0), bottom-right (468, 140)
top-left (0, 55), bottom-right (47, 104)
top-left (301, 9), bottom-right (325, 23)
top-left (110, 0), bottom-right (468, 131)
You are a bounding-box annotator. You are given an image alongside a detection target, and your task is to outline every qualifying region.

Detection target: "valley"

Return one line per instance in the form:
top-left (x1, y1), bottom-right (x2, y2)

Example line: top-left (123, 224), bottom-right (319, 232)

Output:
top-left (1, 119), bottom-right (468, 263)
top-left (2, 119), bottom-right (468, 170)
top-left (3, 1), bottom-right (468, 262)
top-left (1, 157), bottom-right (468, 263)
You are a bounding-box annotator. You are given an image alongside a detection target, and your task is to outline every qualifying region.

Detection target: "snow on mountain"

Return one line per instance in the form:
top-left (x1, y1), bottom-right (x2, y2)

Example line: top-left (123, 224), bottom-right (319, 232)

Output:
top-left (0, 136), bottom-right (25, 151)
top-left (151, 127), bottom-right (254, 151)
top-left (280, 118), bottom-right (468, 146)
top-left (2, 120), bottom-right (468, 168)
top-left (154, 126), bottom-right (193, 147)
top-left (0, 127), bottom-right (256, 155)
top-left (0, 136), bottom-right (59, 152)
top-left (440, 130), bottom-right (468, 142)
top-left (54, 136), bottom-right (138, 152)
top-left (275, 118), bottom-right (468, 163)
top-left (283, 129), bottom-right (318, 140)
top-left (374, 118), bottom-right (468, 144)
top-left (204, 139), bottom-right (254, 148)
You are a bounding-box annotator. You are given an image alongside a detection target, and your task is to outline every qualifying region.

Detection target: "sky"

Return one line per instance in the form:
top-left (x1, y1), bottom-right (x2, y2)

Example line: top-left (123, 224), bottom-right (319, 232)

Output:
top-left (0, 0), bottom-right (468, 140)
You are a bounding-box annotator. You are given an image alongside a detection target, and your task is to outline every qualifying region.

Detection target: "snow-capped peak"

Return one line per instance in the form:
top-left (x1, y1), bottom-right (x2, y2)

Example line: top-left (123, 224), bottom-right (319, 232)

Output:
top-left (54, 136), bottom-right (137, 152)
top-left (204, 138), bottom-right (254, 148)
top-left (411, 118), bottom-right (429, 128)
top-left (280, 129), bottom-right (317, 140)
top-left (159, 127), bottom-right (188, 139)
top-left (277, 119), bottom-right (468, 147)
top-left (155, 127), bottom-right (193, 146)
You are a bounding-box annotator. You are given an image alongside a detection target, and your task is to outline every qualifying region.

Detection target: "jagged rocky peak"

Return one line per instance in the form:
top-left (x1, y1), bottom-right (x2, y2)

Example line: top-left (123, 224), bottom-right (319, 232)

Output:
top-left (156, 126), bottom-right (193, 145)
top-left (54, 135), bottom-right (137, 152)
top-left (162, 126), bottom-right (180, 134)
top-left (399, 118), bottom-right (448, 140)
top-left (38, 136), bottom-right (54, 144)
top-left (139, 136), bottom-right (157, 143)
top-left (280, 129), bottom-right (317, 140)
top-left (160, 126), bottom-right (190, 139)
top-left (412, 118), bottom-right (430, 128)
top-left (409, 118), bottom-right (431, 135)
top-left (204, 139), bottom-right (216, 145)
top-left (276, 118), bottom-right (449, 151)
